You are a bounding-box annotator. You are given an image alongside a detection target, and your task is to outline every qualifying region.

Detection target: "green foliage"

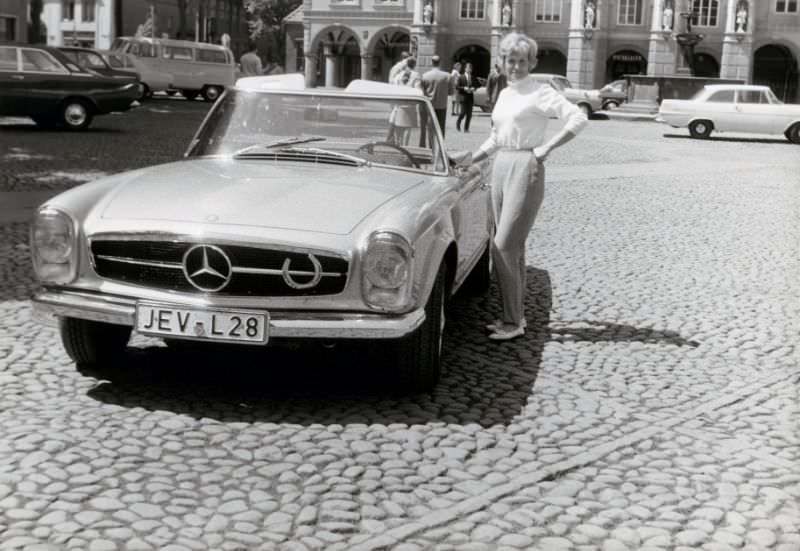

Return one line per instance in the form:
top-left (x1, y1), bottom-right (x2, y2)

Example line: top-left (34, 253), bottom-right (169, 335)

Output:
top-left (245, 0), bottom-right (302, 40)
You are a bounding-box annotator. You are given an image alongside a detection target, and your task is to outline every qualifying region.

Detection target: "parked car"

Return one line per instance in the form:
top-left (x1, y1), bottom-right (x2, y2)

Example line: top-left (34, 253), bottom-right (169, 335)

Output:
top-left (58, 46), bottom-right (145, 98)
top-left (98, 50), bottom-right (173, 99)
top-left (110, 36), bottom-right (235, 101)
top-left (30, 74), bottom-right (493, 392)
top-left (474, 73), bottom-right (602, 116)
top-left (657, 84), bottom-right (800, 143)
top-left (599, 79), bottom-right (628, 110)
top-left (0, 43), bottom-right (141, 130)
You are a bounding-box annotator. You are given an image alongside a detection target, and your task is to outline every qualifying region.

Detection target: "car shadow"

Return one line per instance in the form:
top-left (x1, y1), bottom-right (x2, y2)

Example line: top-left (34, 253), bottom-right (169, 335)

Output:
top-left (0, 123), bottom-right (127, 134)
top-left (661, 133), bottom-right (790, 145)
top-left (85, 267), bottom-right (554, 428)
top-left (549, 320), bottom-right (700, 347)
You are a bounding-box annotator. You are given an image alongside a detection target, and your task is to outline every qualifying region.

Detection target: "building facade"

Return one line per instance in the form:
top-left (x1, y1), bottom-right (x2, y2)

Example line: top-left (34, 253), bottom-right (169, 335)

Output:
top-left (0, 0), bottom-right (28, 42)
top-left (286, 0), bottom-right (800, 102)
top-left (40, 0), bottom-right (248, 55)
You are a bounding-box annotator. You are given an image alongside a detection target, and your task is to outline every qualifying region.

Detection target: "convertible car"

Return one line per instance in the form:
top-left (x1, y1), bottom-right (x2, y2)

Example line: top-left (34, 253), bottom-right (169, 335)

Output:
top-left (31, 74), bottom-right (492, 391)
top-left (657, 84), bottom-right (800, 143)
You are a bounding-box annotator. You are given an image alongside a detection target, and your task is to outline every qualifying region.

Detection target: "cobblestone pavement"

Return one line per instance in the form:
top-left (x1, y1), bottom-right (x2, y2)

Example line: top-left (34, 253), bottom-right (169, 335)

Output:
top-left (1, 101), bottom-right (799, 551)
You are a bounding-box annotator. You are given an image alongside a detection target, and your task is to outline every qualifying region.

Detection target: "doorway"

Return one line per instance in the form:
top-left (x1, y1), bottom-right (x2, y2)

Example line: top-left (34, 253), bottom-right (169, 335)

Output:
top-left (453, 44), bottom-right (491, 79)
top-left (753, 44), bottom-right (799, 103)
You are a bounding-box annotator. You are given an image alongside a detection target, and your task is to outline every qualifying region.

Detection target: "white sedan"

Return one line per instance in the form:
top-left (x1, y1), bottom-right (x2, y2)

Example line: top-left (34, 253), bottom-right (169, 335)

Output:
top-left (657, 84), bottom-right (800, 144)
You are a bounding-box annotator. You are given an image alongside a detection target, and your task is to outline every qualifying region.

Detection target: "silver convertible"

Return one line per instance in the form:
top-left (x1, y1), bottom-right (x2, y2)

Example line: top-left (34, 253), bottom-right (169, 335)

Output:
top-left (30, 74), bottom-right (492, 392)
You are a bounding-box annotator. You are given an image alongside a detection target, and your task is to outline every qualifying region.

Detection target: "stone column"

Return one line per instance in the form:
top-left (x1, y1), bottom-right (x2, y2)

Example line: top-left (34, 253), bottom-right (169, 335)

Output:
top-left (303, 23), bottom-right (317, 87)
top-left (324, 43), bottom-right (337, 87)
top-left (413, 0), bottom-right (423, 25)
top-left (95, 0), bottom-right (114, 49)
top-left (512, 0), bottom-right (520, 30)
top-left (567, 0), bottom-right (596, 88)
top-left (647, 0), bottom-right (677, 76)
top-left (42, 0), bottom-right (64, 45)
top-left (720, 0), bottom-right (754, 82)
top-left (361, 55), bottom-right (373, 81)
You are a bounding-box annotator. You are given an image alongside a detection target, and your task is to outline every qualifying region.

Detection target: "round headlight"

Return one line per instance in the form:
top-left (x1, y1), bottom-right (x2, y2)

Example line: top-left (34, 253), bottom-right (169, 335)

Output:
top-left (362, 231), bottom-right (414, 311)
top-left (364, 241), bottom-right (410, 289)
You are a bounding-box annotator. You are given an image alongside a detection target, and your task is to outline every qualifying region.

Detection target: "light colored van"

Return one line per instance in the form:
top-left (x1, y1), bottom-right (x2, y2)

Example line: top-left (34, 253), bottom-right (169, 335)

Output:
top-left (110, 37), bottom-right (235, 101)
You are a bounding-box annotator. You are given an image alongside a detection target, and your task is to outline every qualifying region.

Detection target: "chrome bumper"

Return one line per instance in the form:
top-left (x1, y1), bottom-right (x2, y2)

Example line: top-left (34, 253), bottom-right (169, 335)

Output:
top-left (32, 289), bottom-right (425, 340)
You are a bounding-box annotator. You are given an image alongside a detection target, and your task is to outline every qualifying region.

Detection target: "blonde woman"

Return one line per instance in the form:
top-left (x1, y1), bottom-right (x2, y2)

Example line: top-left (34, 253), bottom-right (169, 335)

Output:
top-left (460, 33), bottom-right (587, 340)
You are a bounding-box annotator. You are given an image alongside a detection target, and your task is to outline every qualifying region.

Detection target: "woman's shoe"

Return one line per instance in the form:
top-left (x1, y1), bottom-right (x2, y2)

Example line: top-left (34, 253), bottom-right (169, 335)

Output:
top-left (488, 324), bottom-right (526, 341)
top-left (486, 319), bottom-right (527, 332)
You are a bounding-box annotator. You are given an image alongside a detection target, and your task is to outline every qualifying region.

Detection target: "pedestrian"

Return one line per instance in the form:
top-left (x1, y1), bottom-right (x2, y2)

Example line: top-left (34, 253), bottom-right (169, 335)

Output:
top-left (239, 42), bottom-right (262, 77)
top-left (389, 58), bottom-right (422, 145)
top-left (450, 62), bottom-right (462, 116)
top-left (421, 54), bottom-right (451, 137)
top-left (486, 63), bottom-right (507, 113)
top-left (457, 32), bottom-right (587, 340)
top-left (388, 51), bottom-right (411, 83)
top-left (456, 62), bottom-right (478, 132)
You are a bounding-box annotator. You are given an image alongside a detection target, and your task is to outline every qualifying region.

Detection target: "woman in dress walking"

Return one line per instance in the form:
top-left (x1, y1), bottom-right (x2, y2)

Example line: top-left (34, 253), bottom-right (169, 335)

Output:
top-left (460, 32), bottom-right (587, 340)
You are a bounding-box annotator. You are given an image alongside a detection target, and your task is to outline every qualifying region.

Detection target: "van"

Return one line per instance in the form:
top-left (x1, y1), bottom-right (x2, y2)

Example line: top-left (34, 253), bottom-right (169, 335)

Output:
top-left (111, 37), bottom-right (235, 101)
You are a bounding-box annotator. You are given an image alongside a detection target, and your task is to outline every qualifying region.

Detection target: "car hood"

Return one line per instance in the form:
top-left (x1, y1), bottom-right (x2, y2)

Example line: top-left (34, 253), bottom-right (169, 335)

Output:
top-left (99, 159), bottom-right (426, 235)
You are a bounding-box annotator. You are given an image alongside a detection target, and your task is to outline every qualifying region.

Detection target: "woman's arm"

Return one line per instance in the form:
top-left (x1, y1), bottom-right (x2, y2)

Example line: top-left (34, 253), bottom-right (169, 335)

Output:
top-left (533, 87), bottom-right (587, 162)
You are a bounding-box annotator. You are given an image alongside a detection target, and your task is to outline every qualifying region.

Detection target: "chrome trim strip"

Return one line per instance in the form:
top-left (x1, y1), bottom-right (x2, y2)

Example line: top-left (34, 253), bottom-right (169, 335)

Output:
top-left (32, 290), bottom-right (424, 339)
top-left (96, 255), bottom-right (183, 269)
top-left (231, 266), bottom-right (343, 277)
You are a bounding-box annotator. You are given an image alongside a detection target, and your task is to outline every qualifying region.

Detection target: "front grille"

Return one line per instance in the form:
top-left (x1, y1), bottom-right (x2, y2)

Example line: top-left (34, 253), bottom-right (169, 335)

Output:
top-left (91, 240), bottom-right (349, 297)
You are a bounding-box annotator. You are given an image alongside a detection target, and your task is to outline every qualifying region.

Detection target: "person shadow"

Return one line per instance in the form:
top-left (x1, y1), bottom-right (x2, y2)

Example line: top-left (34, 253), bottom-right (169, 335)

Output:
top-left (85, 267), bottom-right (554, 429)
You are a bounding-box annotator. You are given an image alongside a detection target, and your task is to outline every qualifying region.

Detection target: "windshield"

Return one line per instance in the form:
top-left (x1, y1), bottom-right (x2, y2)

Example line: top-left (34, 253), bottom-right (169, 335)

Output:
top-left (187, 90), bottom-right (448, 174)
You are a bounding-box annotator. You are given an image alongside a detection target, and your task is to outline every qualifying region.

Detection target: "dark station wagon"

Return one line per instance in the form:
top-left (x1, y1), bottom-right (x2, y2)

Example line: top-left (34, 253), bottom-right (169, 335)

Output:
top-left (0, 43), bottom-right (140, 130)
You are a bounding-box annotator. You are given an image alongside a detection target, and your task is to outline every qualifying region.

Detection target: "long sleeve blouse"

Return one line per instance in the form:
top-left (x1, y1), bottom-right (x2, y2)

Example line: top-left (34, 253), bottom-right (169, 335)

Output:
top-left (478, 75), bottom-right (588, 156)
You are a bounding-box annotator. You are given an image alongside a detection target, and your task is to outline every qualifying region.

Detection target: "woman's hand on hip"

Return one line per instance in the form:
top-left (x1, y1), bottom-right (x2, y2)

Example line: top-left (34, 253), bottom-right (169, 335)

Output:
top-left (532, 146), bottom-right (549, 163)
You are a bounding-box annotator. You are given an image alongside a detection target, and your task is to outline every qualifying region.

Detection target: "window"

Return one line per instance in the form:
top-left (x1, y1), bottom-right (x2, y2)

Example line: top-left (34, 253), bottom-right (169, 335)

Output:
top-left (706, 90), bottom-right (734, 102)
top-left (163, 46), bottom-right (193, 60)
top-left (738, 90), bottom-right (768, 104)
top-left (0, 47), bottom-right (17, 70)
top-left (196, 49), bottom-right (227, 63)
top-left (535, 0), bottom-right (562, 22)
top-left (62, 0), bottom-right (75, 20)
top-left (776, 0), bottom-right (798, 12)
top-left (21, 49), bottom-right (67, 73)
top-left (0, 17), bottom-right (15, 41)
top-left (692, 0), bottom-right (718, 26)
top-left (617, 0), bottom-right (643, 25)
top-left (78, 51), bottom-right (106, 69)
top-left (82, 0), bottom-right (95, 22)
top-left (460, 0), bottom-right (486, 19)
top-left (130, 41), bottom-right (156, 57)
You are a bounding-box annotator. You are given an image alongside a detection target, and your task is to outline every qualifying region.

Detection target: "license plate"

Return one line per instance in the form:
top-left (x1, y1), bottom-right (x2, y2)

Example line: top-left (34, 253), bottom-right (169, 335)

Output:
top-left (135, 304), bottom-right (268, 344)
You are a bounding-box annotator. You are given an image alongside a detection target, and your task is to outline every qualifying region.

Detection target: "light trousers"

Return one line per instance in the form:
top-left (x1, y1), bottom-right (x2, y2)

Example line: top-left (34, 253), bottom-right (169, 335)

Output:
top-left (490, 150), bottom-right (545, 326)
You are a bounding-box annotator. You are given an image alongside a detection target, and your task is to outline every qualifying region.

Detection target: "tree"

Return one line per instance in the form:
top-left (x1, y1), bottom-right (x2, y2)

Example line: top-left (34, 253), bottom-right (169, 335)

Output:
top-left (244, 0), bottom-right (301, 61)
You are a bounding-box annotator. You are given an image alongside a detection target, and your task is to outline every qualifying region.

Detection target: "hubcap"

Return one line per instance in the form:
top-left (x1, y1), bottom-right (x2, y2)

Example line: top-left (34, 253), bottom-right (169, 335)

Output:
top-left (696, 123), bottom-right (707, 134)
top-left (65, 103), bottom-right (87, 126)
top-left (206, 87), bottom-right (220, 100)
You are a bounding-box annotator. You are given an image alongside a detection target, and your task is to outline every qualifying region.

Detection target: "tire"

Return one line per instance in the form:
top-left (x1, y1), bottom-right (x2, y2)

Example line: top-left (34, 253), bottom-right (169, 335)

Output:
top-left (391, 265), bottom-right (447, 392)
top-left (578, 103), bottom-right (592, 117)
top-left (689, 119), bottom-right (713, 139)
top-left (785, 123), bottom-right (800, 145)
top-left (60, 318), bottom-right (131, 378)
top-left (139, 83), bottom-right (152, 100)
top-left (603, 99), bottom-right (620, 110)
top-left (166, 90), bottom-right (178, 96)
top-left (459, 242), bottom-right (491, 296)
top-left (59, 99), bottom-right (93, 131)
top-left (181, 90), bottom-right (200, 101)
top-left (201, 85), bottom-right (223, 102)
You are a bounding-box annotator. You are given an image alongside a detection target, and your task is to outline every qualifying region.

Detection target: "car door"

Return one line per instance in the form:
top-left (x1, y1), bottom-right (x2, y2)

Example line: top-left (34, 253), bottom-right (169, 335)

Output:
top-left (0, 46), bottom-right (22, 115)
top-left (703, 89), bottom-right (738, 132)
top-left (452, 156), bottom-right (490, 283)
top-left (735, 89), bottom-right (776, 135)
top-left (18, 48), bottom-right (72, 116)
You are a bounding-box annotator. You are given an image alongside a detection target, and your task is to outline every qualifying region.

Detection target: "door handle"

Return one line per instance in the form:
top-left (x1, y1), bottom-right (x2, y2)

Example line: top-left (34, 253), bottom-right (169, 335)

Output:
top-left (10, 75), bottom-right (24, 80)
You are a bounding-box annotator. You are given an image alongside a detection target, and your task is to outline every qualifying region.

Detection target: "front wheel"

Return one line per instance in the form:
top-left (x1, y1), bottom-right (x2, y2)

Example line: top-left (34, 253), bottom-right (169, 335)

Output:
top-left (785, 123), bottom-right (800, 145)
top-left (459, 243), bottom-right (491, 296)
top-left (689, 119), bottom-right (713, 139)
top-left (60, 318), bottom-right (131, 378)
top-left (201, 85), bottom-right (223, 102)
top-left (390, 265), bottom-right (447, 392)
top-left (603, 99), bottom-right (620, 110)
top-left (139, 83), bottom-right (152, 100)
top-left (578, 103), bottom-right (592, 118)
top-left (59, 99), bottom-right (93, 131)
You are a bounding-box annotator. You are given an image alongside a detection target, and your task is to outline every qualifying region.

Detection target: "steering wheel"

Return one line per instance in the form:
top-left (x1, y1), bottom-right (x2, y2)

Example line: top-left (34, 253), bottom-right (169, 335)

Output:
top-left (356, 141), bottom-right (419, 169)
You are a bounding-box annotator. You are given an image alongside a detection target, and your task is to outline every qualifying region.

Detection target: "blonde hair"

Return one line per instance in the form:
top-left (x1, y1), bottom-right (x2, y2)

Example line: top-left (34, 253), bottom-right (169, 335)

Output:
top-left (498, 32), bottom-right (538, 65)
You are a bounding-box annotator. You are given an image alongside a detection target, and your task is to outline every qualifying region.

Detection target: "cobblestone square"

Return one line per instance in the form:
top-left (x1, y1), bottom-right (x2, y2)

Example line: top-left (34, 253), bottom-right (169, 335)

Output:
top-left (1, 100), bottom-right (799, 551)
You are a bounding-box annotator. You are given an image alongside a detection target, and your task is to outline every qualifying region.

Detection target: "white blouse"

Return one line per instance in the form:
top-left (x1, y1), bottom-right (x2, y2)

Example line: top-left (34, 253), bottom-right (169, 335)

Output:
top-left (479, 75), bottom-right (588, 156)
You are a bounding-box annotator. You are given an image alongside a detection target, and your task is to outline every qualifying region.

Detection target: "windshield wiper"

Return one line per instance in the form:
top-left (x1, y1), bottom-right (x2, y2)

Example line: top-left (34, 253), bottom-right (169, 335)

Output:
top-left (233, 136), bottom-right (326, 157)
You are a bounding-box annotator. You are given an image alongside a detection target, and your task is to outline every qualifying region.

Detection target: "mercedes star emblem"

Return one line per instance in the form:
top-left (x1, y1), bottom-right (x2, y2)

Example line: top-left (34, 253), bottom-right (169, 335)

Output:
top-left (182, 244), bottom-right (233, 292)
